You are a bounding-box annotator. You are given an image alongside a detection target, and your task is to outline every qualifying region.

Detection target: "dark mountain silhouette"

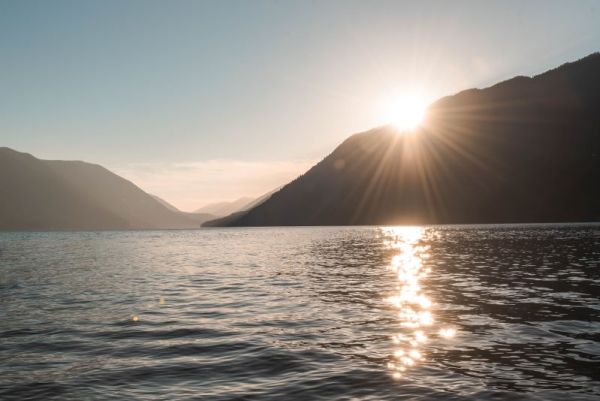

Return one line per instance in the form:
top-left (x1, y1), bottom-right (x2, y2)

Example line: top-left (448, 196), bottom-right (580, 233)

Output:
top-left (209, 53), bottom-right (600, 226)
top-left (202, 211), bottom-right (247, 227)
top-left (0, 148), bottom-right (213, 230)
top-left (243, 188), bottom-right (278, 210)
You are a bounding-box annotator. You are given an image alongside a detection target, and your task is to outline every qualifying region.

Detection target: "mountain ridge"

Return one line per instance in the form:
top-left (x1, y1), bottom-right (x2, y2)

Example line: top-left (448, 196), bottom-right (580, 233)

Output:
top-left (0, 147), bottom-right (213, 230)
top-left (207, 52), bottom-right (600, 227)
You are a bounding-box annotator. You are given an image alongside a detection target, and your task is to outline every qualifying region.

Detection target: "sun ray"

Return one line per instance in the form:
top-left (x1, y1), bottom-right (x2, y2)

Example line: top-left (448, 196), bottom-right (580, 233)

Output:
top-left (385, 94), bottom-right (429, 131)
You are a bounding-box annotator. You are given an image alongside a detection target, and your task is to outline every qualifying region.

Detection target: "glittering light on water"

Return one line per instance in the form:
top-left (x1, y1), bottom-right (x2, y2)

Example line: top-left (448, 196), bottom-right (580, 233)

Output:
top-left (382, 226), bottom-right (455, 379)
top-left (409, 349), bottom-right (422, 360)
top-left (414, 330), bottom-right (428, 343)
top-left (439, 327), bottom-right (456, 339)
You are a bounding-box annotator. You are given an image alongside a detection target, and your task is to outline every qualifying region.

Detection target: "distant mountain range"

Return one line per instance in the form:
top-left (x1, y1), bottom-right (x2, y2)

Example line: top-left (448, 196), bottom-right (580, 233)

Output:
top-left (207, 53), bottom-right (600, 226)
top-left (194, 189), bottom-right (277, 218)
top-left (194, 197), bottom-right (254, 217)
top-left (0, 148), bottom-right (214, 230)
top-left (4, 53), bottom-right (599, 230)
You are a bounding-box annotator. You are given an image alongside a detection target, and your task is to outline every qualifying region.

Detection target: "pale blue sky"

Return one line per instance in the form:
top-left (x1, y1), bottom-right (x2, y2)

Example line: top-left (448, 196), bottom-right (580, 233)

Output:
top-left (1, 0), bottom-right (599, 209)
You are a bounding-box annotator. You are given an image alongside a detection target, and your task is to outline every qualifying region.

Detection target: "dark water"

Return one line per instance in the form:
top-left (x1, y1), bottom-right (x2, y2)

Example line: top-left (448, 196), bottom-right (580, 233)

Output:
top-left (1, 225), bottom-right (599, 400)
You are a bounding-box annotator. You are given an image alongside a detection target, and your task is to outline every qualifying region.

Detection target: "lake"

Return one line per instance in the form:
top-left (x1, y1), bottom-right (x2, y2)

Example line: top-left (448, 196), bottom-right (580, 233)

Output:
top-left (1, 225), bottom-right (599, 400)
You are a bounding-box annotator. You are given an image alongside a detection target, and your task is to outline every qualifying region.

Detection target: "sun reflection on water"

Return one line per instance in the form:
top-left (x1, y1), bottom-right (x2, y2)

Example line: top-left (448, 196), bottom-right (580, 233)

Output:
top-left (382, 226), bottom-right (455, 379)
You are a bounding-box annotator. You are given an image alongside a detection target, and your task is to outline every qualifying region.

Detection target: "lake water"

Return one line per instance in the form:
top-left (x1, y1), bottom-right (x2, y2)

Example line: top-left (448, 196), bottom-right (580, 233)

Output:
top-left (1, 225), bottom-right (599, 400)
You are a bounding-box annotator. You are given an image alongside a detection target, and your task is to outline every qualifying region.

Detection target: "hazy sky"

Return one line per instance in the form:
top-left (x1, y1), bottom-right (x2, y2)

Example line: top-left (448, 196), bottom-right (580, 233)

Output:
top-left (2, 0), bottom-right (599, 210)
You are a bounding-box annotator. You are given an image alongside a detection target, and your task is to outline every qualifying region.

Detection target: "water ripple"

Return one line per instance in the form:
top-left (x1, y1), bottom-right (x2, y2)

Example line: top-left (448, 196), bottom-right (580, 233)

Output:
top-left (1, 225), bottom-right (599, 400)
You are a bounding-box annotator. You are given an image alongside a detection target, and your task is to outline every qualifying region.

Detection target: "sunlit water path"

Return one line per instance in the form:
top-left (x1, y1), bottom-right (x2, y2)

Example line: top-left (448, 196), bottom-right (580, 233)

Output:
top-left (1, 225), bottom-right (599, 400)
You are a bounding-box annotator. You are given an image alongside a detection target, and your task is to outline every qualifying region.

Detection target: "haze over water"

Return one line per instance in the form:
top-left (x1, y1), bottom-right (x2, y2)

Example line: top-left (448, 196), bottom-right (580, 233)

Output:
top-left (1, 225), bottom-right (599, 400)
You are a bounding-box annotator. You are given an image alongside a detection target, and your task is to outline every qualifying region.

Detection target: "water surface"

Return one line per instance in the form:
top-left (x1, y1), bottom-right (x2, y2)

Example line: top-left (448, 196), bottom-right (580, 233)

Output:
top-left (1, 225), bottom-right (599, 400)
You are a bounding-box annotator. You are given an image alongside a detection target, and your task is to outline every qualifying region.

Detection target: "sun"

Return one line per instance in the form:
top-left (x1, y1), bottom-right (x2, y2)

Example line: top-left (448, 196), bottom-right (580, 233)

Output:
top-left (384, 94), bottom-right (428, 132)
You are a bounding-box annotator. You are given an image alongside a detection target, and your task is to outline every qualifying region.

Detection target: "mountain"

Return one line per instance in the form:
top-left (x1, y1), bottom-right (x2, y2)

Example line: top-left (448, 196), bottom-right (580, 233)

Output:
top-left (0, 148), bottom-right (213, 230)
top-left (242, 188), bottom-right (278, 210)
top-left (150, 194), bottom-right (216, 223)
top-left (151, 194), bottom-right (180, 212)
top-left (200, 189), bottom-right (279, 226)
top-left (210, 53), bottom-right (600, 226)
top-left (195, 188), bottom-right (277, 218)
top-left (194, 197), bottom-right (254, 217)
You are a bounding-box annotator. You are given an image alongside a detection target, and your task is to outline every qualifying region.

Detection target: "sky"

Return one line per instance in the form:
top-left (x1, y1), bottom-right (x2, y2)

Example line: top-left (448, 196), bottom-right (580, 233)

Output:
top-left (1, 0), bottom-right (599, 211)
